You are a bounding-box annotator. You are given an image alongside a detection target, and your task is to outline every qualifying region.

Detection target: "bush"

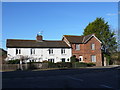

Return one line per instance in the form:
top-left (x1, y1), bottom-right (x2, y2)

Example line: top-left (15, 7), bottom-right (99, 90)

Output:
top-left (48, 62), bottom-right (72, 68)
top-left (72, 62), bottom-right (96, 67)
top-left (56, 62), bottom-right (72, 68)
top-left (72, 62), bottom-right (88, 67)
top-left (7, 59), bottom-right (20, 64)
top-left (42, 60), bottom-right (50, 63)
top-left (70, 55), bottom-right (77, 62)
top-left (87, 63), bottom-right (96, 67)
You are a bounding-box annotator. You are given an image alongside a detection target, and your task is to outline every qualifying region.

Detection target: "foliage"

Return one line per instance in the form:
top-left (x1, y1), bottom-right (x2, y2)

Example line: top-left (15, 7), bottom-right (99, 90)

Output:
top-left (42, 60), bottom-right (50, 63)
top-left (72, 62), bottom-right (96, 67)
top-left (7, 59), bottom-right (20, 64)
top-left (87, 63), bottom-right (96, 67)
top-left (110, 51), bottom-right (120, 65)
top-left (48, 62), bottom-right (72, 68)
top-left (70, 55), bottom-right (77, 62)
top-left (83, 17), bottom-right (117, 64)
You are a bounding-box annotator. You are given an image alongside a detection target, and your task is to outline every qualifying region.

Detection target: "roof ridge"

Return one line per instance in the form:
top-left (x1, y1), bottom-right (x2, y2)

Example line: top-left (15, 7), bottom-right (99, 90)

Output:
top-left (7, 39), bottom-right (35, 41)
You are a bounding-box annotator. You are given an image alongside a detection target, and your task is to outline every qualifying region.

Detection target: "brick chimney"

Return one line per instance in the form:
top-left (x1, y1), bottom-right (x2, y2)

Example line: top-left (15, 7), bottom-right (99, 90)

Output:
top-left (36, 34), bottom-right (43, 41)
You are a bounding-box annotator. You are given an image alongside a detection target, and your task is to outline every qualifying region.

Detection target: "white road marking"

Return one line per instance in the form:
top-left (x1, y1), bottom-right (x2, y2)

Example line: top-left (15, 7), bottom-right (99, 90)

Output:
top-left (100, 85), bottom-right (113, 88)
top-left (66, 76), bottom-right (83, 81)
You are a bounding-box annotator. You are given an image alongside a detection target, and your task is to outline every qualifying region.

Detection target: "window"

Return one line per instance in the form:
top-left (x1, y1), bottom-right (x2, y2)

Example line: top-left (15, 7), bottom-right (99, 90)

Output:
top-left (75, 44), bottom-right (80, 50)
top-left (48, 59), bottom-right (54, 63)
top-left (91, 43), bottom-right (95, 50)
top-left (61, 49), bottom-right (65, 54)
top-left (49, 49), bottom-right (53, 54)
top-left (16, 49), bottom-right (21, 55)
top-left (91, 55), bottom-right (96, 62)
top-left (61, 58), bottom-right (65, 62)
top-left (31, 49), bottom-right (35, 54)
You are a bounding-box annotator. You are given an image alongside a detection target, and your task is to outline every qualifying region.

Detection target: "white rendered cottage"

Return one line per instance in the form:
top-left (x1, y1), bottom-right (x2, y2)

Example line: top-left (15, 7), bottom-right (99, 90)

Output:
top-left (6, 35), bottom-right (72, 63)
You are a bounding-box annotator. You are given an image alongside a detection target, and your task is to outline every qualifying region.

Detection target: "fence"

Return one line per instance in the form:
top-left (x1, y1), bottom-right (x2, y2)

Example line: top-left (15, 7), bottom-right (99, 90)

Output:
top-left (0, 62), bottom-right (95, 71)
top-left (1, 63), bottom-right (48, 71)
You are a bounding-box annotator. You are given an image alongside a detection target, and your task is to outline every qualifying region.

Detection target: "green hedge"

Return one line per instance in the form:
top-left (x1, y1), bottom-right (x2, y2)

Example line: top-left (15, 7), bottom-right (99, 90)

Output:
top-left (7, 59), bottom-right (20, 64)
top-left (48, 62), bottom-right (95, 68)
top-left (48, 62), bottom-right (72, 68)
top-left (72, 62), bottom-right (96, 67)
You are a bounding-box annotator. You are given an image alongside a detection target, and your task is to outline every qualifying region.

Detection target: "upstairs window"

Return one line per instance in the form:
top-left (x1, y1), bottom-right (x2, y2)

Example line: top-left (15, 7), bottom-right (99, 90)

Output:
top-left (75, 44), bottom-right (80, 50)
top-left (49, 49), bottom-right (53, 54)
top-left (16, 49), bottom-right (21, 55)
top-left (61, 49), bottom-right (65, 54)
top-left (91, 55), bottom-right (96, 62)
top-left (31, 49), bottom-right (35, 55)
top-left (91, 43), bottom-right (95, 50)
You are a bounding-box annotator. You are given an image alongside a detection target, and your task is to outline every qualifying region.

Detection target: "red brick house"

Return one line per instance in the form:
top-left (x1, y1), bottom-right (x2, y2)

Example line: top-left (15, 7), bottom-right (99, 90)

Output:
top-left (62, 34), bottom-right (102, 66)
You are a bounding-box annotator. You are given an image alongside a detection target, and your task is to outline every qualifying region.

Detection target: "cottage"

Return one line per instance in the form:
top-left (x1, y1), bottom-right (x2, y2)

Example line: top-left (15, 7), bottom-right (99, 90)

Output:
top-left (6, 34), bottom-right (72, 63)
top-left (6, 33), bottom-right (102, 66)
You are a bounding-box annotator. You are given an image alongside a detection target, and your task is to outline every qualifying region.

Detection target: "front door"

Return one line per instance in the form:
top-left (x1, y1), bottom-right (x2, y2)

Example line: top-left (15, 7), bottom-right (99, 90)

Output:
top-left (79, 56), bottom-right (83, 62)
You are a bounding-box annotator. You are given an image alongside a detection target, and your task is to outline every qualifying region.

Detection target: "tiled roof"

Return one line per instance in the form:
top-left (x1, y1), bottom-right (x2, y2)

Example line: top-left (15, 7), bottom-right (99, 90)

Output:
top-left (63, 34), bottom-right (94, 44)
top-left (7, 39), bottom-right (70, 48)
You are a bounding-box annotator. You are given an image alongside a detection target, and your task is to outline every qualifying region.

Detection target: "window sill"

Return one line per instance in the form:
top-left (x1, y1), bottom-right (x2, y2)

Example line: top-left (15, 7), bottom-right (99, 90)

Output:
top-left (75, 49), bottom-right (80, 51)
top-left (49, 54), bottom-right (54, 56)
top-left (61, 54), bottom-right (66, 55)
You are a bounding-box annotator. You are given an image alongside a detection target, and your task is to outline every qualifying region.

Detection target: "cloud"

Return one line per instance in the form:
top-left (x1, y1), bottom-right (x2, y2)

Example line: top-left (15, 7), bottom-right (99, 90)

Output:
top-left (106, 13), bottom-right (117, 16)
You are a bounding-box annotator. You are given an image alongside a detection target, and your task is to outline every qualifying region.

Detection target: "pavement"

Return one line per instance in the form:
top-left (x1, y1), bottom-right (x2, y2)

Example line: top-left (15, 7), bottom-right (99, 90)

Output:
top-left (2, 66), bottom-right (120, 89)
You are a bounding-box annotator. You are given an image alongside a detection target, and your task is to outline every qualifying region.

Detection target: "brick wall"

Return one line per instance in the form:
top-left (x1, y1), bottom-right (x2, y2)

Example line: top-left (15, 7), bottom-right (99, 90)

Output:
top-left (72, 37), bottom-right (102, 66)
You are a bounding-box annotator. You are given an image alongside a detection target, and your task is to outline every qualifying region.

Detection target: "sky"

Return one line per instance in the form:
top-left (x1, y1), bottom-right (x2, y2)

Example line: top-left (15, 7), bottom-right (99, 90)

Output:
top-left (2, 2), bottom-right (118, 50)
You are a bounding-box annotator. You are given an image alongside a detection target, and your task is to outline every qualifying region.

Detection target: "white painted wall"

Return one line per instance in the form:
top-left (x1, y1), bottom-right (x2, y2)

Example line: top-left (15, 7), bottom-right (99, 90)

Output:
top-left (7, 48), bottom-right (72, 63)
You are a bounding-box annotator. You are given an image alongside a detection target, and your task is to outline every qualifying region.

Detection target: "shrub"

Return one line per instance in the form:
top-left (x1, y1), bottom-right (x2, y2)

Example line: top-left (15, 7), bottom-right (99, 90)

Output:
top-left (87, 63), bottom-right (96, 67)
top-left (56, 62), bottom-right (72, 68)
top-left (7, 59), bottom-right (20, 64)
top-left (47, 62), bottom-right (72, 68)
top-left (70, 55), bottom-right (77, 62)
top-left (72, 62), bottom-right (96, 67)
top-left (42, 60), bottom-right (50, 63)
top-left (72, 62), bottom-right (88, 67)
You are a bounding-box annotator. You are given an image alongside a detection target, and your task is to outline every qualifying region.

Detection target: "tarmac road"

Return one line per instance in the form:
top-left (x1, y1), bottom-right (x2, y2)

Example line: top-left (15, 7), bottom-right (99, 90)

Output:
top-left (2, 67), bottom-right (120, 89)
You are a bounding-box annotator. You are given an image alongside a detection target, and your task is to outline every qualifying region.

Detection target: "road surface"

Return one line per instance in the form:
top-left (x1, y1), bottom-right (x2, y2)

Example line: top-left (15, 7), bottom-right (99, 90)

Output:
top-left (2, 67), bottom-right (120, 89)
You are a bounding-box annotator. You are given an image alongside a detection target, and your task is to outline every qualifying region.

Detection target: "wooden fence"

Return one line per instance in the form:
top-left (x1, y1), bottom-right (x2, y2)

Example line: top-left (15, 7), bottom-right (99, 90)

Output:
top-left (0, 63), bottom-right (48, 71)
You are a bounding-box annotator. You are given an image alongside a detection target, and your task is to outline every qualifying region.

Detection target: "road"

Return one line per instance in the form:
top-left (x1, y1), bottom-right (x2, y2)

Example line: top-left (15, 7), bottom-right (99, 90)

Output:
top-left (2, 67), bottom-right (120, 89)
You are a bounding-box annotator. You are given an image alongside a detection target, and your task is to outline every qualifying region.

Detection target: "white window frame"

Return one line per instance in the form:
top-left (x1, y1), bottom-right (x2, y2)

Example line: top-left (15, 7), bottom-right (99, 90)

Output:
top-left (16, 48), bottom-right (21, 55)
top-left (31, 48), bottom-right (35, 55)
top-left (91, 55), bottom-right (96, 62)
top-left (48, 58), bottom-right (54, 63)
top-left (75, 44), bottom-right (80, 50)
top-left (61, 49), bottom-right (65, 54)
top-left (91, 43), bottom-right (95, 50)
top-left (49, 49), bottom-right (53, 54)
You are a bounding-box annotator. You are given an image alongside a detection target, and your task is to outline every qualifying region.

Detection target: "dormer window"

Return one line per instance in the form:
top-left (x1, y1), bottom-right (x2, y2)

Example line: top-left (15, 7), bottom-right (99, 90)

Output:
top-left (91, 43), bottom-right (95, 50)
top-left (75, 44), bottom-right (80, 50)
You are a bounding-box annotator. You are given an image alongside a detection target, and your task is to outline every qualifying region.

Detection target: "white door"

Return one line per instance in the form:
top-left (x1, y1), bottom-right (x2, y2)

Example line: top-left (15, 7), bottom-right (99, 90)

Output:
top-left (79, 56), bottom-right (83, 62)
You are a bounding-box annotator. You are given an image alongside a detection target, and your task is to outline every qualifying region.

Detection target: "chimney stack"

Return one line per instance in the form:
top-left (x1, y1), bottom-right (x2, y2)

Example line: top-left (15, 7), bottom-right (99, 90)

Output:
top-left (36, 34), bottom-right (43, 41)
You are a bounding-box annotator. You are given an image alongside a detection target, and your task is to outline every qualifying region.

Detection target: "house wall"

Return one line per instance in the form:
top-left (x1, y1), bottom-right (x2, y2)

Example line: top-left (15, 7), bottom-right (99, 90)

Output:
top-left (72, 37), bottom-right (102, 66)
top-left (7, 48), bottom-right (72, 63)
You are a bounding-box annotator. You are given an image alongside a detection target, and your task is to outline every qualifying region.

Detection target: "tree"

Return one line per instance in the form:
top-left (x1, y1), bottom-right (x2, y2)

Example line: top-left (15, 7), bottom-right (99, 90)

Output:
top-left (83, 17), bottom-right (117, 64)
top-left (70, 55), bottom-right (77, 62)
